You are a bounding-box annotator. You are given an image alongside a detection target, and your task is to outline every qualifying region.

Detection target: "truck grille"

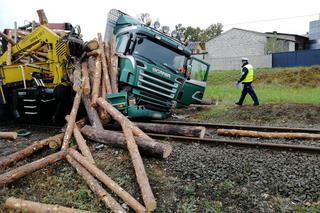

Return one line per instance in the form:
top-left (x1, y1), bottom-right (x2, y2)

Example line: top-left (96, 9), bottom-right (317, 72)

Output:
top-left (137, 70), bottom-right (179, 99)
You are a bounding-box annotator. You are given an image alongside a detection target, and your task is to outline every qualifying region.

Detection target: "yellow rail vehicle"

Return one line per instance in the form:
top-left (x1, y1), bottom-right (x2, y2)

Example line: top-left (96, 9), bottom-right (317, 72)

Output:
top-left (0, 23), bottom-right (82, 121)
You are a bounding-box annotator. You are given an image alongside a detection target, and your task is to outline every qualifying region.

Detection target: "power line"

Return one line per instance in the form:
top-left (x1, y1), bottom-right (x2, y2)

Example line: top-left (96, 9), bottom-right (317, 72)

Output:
top-left (224, 13), bottom-right (319, 26)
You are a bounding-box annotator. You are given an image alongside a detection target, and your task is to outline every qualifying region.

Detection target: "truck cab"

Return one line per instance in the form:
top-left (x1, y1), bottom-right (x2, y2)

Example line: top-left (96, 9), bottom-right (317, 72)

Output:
top-left (105, 9), bottom-right (210, 119)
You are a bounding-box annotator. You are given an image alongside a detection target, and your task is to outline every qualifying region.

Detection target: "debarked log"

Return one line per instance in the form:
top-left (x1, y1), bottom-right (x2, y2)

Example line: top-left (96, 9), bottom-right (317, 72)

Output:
top-left (4, 197), bottom-right (94, 213)
top-left (134, 122), bottom-right (206, 138)
top-left (217, 129), bottom-right (320, 140)
top-left (81, 125), bottom-right (172, 159)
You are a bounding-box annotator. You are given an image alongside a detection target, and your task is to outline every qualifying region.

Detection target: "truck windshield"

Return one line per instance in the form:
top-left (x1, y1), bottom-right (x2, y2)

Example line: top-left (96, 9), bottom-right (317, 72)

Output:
top-left (133, 36), bottom-right (186, 72)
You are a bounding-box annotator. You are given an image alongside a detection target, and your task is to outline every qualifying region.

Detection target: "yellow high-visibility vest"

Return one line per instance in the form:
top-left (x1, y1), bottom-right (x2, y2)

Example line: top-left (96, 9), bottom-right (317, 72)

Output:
top-left (242, 64), bottom-right (253, 83)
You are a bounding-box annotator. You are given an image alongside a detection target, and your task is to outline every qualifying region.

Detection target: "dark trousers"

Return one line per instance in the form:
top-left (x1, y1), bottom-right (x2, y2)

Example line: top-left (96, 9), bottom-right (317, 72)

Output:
top-left (237, 82), bottom-right (259, 105)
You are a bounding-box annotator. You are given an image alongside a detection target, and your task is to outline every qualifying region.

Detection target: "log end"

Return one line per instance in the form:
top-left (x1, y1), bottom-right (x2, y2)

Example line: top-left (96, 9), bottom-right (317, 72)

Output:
top-left (146, 200), bottom-right (157, 212)
top-left (199, 127), bottom-right (206, 139)
top-left (162, 144), bottom-right (173, 158)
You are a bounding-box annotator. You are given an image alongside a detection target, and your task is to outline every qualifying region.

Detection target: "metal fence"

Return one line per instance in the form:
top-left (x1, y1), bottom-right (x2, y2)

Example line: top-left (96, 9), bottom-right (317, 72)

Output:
top-left (272, 49), bottom-right (320, 67)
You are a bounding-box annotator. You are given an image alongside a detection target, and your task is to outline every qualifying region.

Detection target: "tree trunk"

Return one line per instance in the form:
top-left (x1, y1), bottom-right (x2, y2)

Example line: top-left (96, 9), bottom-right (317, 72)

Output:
top-left (73, 125), bottom-right (95, 165)
top-left (0, 131), bottom-right (17, 140)
top-left (0, 133), bottom-right (64, 169)
top-left (134, 122), bottom-right (206, 138)
top-left (68, 148), bottom-right (146, 213)
top-left (66, 155), bottom-right (126, 213)
top-left (61, 89), bottom-right (83, 150)
top-left (0, 31), bottom-right (15, 45)
top-left (121, 122), bottom-right (156, 211)
top-left (217, 129), bottom-right (320, 140)
top-left (98, 33), bottom-right (112, 94)
top-left (91, 55), bottom-right (102, 107)
top-left (0, 150), bottom-right (67, 187)
top-left (83, 39), bottom-right (99, 52)
top-left (4, 197), bottom-right (94, 213)
top-left (81, 95), bottom-right (103, 130)
top-left (81, 125), bottom-right (171, 159)
top-left (81, 61), bottom-right (91, 95)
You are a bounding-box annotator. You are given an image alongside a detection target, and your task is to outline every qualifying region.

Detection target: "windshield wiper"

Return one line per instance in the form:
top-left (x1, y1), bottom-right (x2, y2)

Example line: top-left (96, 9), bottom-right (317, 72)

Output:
top-left (133, 53), bottom-right (157, 66)
top-left (161, 63), bottom-right (178, 74)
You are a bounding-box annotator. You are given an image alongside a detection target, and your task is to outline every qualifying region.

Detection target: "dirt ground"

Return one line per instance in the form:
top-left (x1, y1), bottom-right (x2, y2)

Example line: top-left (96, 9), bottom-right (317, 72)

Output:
top-left (1, 103), bottom-right (320, 212)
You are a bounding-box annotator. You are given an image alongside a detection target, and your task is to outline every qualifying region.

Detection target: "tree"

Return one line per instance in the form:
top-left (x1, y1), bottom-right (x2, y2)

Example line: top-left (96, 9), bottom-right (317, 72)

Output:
top-left (175, 23), bottom-right (223, 42)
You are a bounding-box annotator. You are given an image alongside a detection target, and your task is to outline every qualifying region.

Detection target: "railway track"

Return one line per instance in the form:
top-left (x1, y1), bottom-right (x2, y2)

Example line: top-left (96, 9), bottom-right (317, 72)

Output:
top-left (146, 120), bottom-right (320, 153)
top-left (150, 120), bottom-right (320, 133)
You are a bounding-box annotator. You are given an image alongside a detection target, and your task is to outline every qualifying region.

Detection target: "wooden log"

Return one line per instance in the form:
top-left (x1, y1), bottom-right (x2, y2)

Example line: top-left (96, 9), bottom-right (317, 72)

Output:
top-left (217, 129), bottom-right (320, 140)
top-left (0, 131), bottom-right (17, 140)
top-left (81, 95), bottom-right (103, 130)
top-left (6, 30), bottom-right (12, 65)
top-left (66, 155), bottom-right (126, 213)
top-left (81, 61), bottom-right (91, 95)
top-left (0, 31), bottom-right (15, 45)
top-left (69, 148), bottom-right (147, 213)
top-left (121, 122), bottom-right (156, 211)
top-left (0, 133), bottom-right (64, 168)
top-left (4, 197), bottom-right (94, 213)
top-left (86, 49), bottom-right (100, 57)
top-left (0, 150), bottom-right (67, 187)
top-left (96, 97), bottom-right (152, 141)
top-left (94, 98), bottom-right (156, 210)
top-left (83, 39), bottom-right (99, 51)
top-left (87, 56), bottom-right (95, 89)
top-left (81, 125), bottom-right (172, 158)
top-left (134, 122), bottom-right (206, 138)
top-left (110, 36), bottom-right (119, 93)
top-left (91, 55), bottom-right (102, 107)
top-left (98, 33), bottom-right (112, 94)
top-left (37, 9), bottom-right (48, 26)
top-left (73, 64), bottom-right (82, 92)
top-left (61, 89), bottom-right (83, 150)
top-left (65, 116), bottom-right (95, 165)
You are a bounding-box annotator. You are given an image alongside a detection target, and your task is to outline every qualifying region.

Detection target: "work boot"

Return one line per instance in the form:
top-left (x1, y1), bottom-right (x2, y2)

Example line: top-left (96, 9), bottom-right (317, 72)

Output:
top-left (235, 102), bottom-right (242, 106)
top-left (253, 103), bottom-right (259, 106)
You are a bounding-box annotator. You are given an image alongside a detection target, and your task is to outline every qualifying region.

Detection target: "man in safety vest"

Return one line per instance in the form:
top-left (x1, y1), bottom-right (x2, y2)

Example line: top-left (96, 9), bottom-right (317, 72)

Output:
top-left (235, 58), bottom-right (259, 106)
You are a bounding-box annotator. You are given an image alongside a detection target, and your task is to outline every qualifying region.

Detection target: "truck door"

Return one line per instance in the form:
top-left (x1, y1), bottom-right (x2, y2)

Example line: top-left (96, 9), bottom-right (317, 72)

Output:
top-left (177, 56), bottom-right (210, 105)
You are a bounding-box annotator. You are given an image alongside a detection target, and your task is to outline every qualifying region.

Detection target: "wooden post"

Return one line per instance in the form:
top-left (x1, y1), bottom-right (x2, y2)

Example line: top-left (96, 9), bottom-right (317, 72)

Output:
top-left (0, 133), bottom-right (64, 168)
top-left (98, 33), bottom-right (112, 94)
top-left (81, 61), bottom-right (91, 95)
top-left (0, 150), bottom-right (67, 187)
top-left (217, 129), bottom-right (320, 140)
top-left (69, 149), bottom-right (147, 213)
top-left (81, 95), bottom-right (103, 130)
top-left (134, 122), bottom-right (206, 138)
top-left (66, 155), bottom-right (126, 213)
top-left (91, 55), bottom-right (102, 107)
top-left (6, 30), bottom-right (12, 65)
top-left (36, 9), bottom-right (48, 26)
top-left (61, 89), bottom-right (83, 150)
top-left (81, 125), bottom-right (172, 158)
top-left (4, 197), bottom-right (94, 213)
top-left (0, 131), bottom-right (17, 140)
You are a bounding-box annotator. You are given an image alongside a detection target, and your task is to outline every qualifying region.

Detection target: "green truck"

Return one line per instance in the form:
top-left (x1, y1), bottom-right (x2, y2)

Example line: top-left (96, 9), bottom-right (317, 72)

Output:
top-left (105, 9), bottom-right (210, 119)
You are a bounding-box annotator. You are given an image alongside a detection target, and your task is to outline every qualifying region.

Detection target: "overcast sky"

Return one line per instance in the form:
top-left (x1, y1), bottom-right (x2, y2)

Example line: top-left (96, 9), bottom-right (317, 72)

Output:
top-left (1, 0), bottom-right (319, 40)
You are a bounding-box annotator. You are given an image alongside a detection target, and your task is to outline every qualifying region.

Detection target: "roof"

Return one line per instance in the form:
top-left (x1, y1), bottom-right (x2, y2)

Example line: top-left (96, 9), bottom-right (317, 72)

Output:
top-left (206, 28), bottom-right (308, 43)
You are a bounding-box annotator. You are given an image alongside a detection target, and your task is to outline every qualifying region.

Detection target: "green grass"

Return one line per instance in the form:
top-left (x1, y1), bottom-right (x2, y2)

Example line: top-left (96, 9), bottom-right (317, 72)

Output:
top-left (204, 66), bottom-right (320, 105)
